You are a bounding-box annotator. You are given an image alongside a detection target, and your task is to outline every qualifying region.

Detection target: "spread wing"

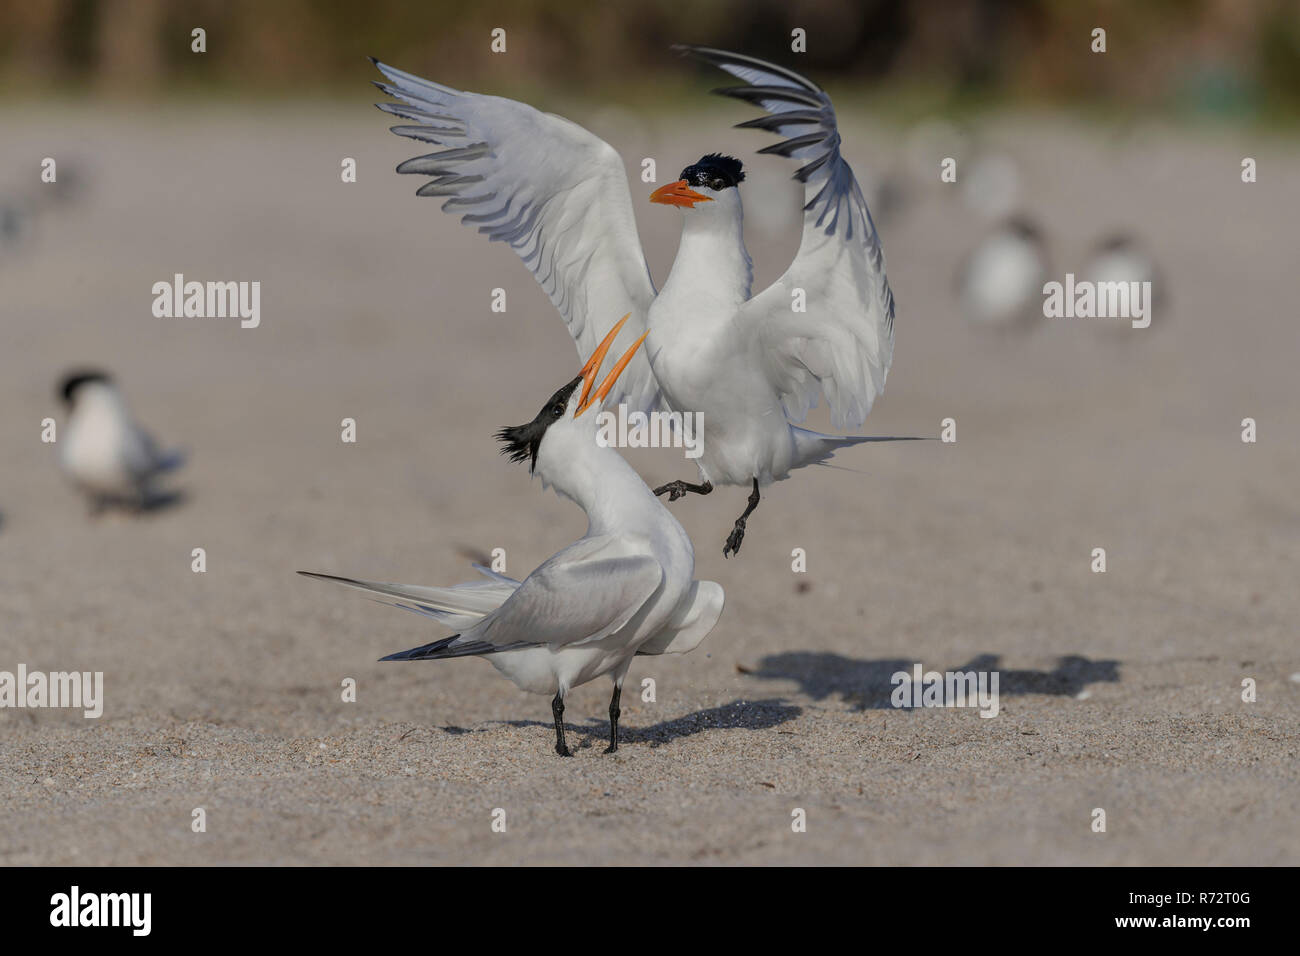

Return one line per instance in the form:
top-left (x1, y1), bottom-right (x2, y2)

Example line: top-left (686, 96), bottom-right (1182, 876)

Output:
top-left (373, 59), bottom-right (661, 412)
top-left (458, 533), bottom-right (663, 650)
top-left (678, 46), bottom-right (895, 428)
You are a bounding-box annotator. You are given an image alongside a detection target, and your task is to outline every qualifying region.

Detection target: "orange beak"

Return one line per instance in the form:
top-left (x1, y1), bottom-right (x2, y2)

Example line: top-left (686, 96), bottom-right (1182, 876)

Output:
top-left (649, 179), bottom-right (712, 208)
top-left (576, 323), bottom-right (650, 418)
top-left (577, 314), bottom-right (629, 412)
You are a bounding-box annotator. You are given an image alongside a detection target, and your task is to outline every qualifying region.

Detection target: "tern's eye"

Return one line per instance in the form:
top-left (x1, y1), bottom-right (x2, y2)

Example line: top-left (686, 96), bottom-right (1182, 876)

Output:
top-left (551, 403), bottom-right (565, 418)
top-left (709, 177), bottom-right (725, 190)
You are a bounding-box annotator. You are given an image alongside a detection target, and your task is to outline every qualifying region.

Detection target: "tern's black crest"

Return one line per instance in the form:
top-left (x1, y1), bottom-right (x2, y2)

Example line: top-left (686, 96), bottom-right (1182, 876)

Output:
top-left (496, 375), bottom-right (583, 473)
top-left (1095, 233), bottom-right (1137, 253)
top-left (681, 153), bottom-right (745, 190)
top-left (1005, 216), bottom-right (1043, 243)
top-left (59, 369), bottom-right (112, 406)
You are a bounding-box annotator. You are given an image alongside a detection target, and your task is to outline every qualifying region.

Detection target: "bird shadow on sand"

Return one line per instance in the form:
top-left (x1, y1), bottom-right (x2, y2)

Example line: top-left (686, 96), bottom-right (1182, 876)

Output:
top-left (500, 698), bottom-right (802, 750)
top-left (743, 652), bottom-right (1120, 710)
top-left (92, 489), bottom-right (187, 517)
top-left (140, 489), bottom-right (187, 513)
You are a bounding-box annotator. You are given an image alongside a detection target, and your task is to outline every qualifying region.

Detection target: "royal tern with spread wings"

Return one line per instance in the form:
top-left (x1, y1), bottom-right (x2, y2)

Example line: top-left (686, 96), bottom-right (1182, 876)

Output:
top-left (372, 46), bottom-right (926, 557)
top-left (301, 321), bottom-right (724, 756)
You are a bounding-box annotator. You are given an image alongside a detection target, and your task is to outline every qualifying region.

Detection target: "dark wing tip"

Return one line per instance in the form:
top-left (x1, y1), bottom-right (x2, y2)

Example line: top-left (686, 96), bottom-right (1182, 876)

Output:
top-left (367, 55), bottom-right (380, 66)
top-left (379, 635), bottom-right (464, 662)
top-left (298, 570), bottom-right (352, 585)
top-left (675, 44), bottom-right (826, 94)
top-left (671, 43), bottom-right (722, 60)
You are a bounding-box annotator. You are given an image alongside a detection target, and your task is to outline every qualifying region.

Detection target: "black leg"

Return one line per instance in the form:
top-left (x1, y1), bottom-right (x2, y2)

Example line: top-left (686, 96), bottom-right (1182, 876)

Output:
top-left (551, 691), bottom-right (571, 757)
top-left (723, 478), bottom-right (761, 558)
top-left (604, 684), bottom-right (622, 754)
top-left (653, 479), bottom-right (713, 502)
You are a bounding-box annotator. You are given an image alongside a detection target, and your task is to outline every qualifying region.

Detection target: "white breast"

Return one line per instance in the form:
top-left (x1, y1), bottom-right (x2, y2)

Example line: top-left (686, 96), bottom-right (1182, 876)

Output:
top-left (61, 389), bottom-right (143, 496)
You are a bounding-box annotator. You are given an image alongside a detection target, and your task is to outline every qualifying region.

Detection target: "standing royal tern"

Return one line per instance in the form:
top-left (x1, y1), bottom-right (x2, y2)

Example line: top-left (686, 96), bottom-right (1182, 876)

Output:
top-left (57, 370), bottom-right (185, 514)
top-left (371, 45), bottom-right (925, 557)
top-left (301, 320), bottom-right (725, 756)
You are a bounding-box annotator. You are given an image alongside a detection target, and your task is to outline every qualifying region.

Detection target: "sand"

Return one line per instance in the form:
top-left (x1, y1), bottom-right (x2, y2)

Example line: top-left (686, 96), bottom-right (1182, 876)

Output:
top-left (1, 100), bottom-right (1297, 865)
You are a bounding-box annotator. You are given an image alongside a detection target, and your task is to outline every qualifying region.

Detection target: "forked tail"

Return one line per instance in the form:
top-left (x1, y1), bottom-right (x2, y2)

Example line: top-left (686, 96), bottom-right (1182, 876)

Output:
top-left (297, 564), bottom-right (520, 631)
top-left (792, 427), bottom-right (935, 468)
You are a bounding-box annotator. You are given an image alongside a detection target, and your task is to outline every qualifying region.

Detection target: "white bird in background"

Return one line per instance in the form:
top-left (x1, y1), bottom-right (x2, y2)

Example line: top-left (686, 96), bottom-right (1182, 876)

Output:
top-left (959, 151), bottom-right (1022, 223)
top-left (1, 160), bottom-right (84, 259)
top-left (57, 370), bottom-right (185, 514)
top-left (1082, 232), bottom-right (1166, 328)
top-left (956, 216), bottom-right (1049, 332)
top-left (372, 45), bottom-right (926, 558)
top-left (301, 320), bottom-right (725, 756)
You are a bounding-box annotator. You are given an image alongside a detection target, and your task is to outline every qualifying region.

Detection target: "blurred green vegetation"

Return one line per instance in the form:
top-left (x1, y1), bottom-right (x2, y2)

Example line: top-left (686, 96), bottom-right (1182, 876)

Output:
top-left (1, 0), bottom-right (1297, 121)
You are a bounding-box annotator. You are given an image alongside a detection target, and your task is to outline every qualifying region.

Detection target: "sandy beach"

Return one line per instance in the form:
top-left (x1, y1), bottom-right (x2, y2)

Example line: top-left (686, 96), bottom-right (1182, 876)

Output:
top-left (1, 101), bottom-right (1296, 865)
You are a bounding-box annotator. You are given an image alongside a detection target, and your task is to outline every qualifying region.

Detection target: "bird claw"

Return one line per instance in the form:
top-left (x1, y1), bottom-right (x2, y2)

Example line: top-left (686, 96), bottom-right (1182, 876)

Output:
top-left (723, 520), bottom-right (746, 558)
top-left (654, 480), bottom-right (686, 502)
top-left (603, 743), bottom-right (618, 754)
top-left (555, 743), bottom-right (572, 757)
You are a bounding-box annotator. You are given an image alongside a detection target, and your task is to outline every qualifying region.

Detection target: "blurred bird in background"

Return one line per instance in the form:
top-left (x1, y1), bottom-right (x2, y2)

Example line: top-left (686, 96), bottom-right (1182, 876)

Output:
top-left (1082, 232), bottom-right (1167, 333)
top-left (956, 215), bottom-right (1049, 332)
top-left (57, 370), bottom-right (185, 515)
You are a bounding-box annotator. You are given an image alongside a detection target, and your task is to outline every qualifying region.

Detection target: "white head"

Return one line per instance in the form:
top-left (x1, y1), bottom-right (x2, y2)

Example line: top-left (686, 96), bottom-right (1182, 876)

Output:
top-left (496, 316), bottom-right (647, 500)
top-left (649, 153), bottom-right (745, 228)
top-left (59, 369), bottom-right (126, 419)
